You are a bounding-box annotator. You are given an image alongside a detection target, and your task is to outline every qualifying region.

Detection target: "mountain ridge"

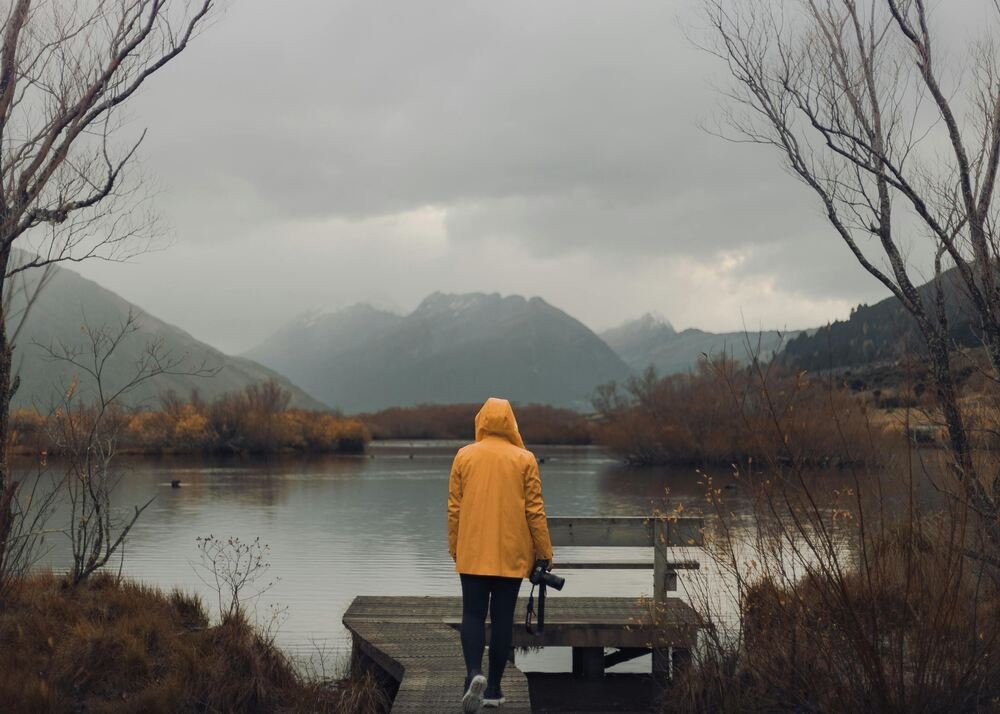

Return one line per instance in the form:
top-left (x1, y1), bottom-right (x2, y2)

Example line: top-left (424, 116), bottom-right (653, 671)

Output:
top-left (779, 265), bottom-right (978, 371)
top-left (245, 292), bottom-right (634, 413)
top-left (601, 313), bottom-right (804, 375)
top-left (8, 257), bottom-right (326, 411)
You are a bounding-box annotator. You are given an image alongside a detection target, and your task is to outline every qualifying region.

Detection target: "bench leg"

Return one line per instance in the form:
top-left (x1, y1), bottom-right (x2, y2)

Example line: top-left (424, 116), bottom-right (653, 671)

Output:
top-left (670, 647), bottom-right (692, 680)
top-left (572, 647), bottom-right (604, 679)
top-left (652, 647), bottom-right (670, 683)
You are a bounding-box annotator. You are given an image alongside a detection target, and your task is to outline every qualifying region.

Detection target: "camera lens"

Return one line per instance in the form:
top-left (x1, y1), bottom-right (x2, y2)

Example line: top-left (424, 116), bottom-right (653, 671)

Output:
top-left (544, 571), bottom-right (565, 591)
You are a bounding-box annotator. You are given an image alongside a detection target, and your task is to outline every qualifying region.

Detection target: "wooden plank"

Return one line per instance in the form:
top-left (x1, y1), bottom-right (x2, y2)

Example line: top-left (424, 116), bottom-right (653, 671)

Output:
top-left (556, 560), bottom-right (700, 570)
top-left (548, 516), bottom-right (652, 546)
top-left (349, 630), bottom-right (405, 680)
top-left (349, 596), bottom-right (702, 629)
top-left (547, 516), bottom-right (704, 547)
top-left (513, 626), bottom-right (695, 649)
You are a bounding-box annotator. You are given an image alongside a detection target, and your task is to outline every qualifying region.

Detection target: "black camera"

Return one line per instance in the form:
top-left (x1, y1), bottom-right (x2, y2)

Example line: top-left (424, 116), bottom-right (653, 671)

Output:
top-left (529, 559), bottom-right (565, 590)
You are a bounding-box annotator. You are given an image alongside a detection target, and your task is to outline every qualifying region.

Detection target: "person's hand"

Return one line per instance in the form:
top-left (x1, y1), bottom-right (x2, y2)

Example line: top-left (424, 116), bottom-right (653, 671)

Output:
top-left (546, 557), bottom-right (555, 571)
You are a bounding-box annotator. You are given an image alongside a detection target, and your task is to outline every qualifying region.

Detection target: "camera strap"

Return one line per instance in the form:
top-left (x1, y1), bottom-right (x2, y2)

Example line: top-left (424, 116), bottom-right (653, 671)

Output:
top-left (525, 584), bottom-right (536, 633)
top-left (524, 582), bottom-right (546, 634)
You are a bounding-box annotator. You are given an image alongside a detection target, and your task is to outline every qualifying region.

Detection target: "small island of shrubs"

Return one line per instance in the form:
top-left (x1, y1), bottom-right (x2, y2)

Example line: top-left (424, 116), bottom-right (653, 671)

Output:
top-left (10, 380), bottom-right (371, 458)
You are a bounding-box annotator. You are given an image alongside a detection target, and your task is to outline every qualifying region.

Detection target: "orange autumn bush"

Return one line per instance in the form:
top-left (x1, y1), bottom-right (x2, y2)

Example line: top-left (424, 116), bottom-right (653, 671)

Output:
top-left (12, 381), bottom-right (370, 456)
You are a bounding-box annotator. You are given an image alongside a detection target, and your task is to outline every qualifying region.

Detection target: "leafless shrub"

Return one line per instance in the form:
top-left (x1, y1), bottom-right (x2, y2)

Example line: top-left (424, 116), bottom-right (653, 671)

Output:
top-left (194, 534), bottom-right (276, 622)
top-left (42, 310), bottom-right (214, 585)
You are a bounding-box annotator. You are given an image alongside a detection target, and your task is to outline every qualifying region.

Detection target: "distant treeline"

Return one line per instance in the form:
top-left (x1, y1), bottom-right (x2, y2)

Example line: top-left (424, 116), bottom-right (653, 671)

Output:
top-left (357, 403), bottom-right (595, 445)
top-left (12, 381), bottom-right (370, 456)
top-left (593, 357), bottom-right (897, 466)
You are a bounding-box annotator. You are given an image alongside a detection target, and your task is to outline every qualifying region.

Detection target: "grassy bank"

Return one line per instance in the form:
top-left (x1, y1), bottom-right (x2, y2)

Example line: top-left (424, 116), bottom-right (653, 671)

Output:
top-left (0, 572), bottom-right (387, 713)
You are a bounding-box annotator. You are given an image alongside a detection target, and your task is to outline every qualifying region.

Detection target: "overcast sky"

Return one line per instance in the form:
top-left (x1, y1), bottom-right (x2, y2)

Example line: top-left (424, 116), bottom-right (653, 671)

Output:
top-left (74, 0), bottom-right (901, 355)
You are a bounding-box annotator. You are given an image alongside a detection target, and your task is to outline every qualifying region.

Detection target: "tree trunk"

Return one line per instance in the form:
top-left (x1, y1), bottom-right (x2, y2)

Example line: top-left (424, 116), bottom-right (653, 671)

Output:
top-left (0, 247), bottom-right (15, 581)
top-left (928, 327), bottom-right (1000, 550)
top-left (927, 336), bottom-right (975, 476)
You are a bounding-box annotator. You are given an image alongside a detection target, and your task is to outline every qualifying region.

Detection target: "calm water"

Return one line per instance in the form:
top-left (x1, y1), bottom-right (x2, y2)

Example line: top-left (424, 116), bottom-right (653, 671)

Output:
top-left (29, 441), bottom-right (894, 672)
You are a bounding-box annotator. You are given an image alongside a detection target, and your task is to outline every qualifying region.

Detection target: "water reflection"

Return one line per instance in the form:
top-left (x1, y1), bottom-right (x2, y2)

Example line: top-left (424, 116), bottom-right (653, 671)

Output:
top-left (25, 443), bottom-right (937, 671)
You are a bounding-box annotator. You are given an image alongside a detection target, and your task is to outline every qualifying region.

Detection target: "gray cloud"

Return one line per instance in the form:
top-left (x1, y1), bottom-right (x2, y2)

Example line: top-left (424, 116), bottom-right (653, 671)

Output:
top-left (74, 0), bottom-right (927, 353)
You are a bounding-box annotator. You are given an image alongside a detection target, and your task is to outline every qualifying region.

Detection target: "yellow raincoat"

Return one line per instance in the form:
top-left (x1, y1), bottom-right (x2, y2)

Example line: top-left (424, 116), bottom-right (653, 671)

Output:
top-left (447, 398), bottom-right (554, 578)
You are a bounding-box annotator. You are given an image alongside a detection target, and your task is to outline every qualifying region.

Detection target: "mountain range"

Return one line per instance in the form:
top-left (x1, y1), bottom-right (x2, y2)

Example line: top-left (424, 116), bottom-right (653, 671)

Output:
top-left (244, 293), bottom-right (634, 412)
top-left (600, 313), bottom-right (804, 375)
top-left (10, 257), bottom-right (844, 415)
top-left (8, 257), bottom-right (325, 411)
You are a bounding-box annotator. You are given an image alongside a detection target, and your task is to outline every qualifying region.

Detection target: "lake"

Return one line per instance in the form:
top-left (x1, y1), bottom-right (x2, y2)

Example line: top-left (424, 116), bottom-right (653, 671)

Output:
top-left (28, 440), bottom-right (894, 673)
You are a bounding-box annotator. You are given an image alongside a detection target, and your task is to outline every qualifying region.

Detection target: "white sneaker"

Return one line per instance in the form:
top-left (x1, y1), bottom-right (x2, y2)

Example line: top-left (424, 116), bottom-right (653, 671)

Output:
top-left (482, 693), bottom-right (506, 708)
top-left (462, 673), bottom-right (487, 713)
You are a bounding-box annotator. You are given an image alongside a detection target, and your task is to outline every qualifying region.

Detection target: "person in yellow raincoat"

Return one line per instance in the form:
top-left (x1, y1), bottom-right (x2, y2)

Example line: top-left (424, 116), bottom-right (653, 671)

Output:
top-left (448, 397), bottom-right (554, 712)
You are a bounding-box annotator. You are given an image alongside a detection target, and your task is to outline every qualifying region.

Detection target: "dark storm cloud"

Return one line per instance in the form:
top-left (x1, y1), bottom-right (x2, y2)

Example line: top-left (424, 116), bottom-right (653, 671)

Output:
top-left (146, 1), bottom-right (709, 218)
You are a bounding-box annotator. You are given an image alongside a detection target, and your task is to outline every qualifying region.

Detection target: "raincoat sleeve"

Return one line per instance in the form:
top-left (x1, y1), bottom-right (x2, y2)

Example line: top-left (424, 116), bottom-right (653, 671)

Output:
top-left (447, 454), bottom-right (462, 560)
top-left (524, 457), bottom-right (553, 561)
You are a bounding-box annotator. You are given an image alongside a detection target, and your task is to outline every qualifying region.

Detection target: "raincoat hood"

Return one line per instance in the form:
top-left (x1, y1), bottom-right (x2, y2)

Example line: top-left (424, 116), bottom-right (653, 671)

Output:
top-left (474, 397), bottom-right (525, 449)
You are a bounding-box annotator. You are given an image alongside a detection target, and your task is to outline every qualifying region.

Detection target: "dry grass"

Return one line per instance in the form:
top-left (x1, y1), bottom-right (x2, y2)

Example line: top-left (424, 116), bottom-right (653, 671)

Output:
top-left (0, 572), bottom-right (388, 713)
top-left (671, 542), bottom-right (1000, 713)
top-left (665, 448), bottom-right (1000, 713)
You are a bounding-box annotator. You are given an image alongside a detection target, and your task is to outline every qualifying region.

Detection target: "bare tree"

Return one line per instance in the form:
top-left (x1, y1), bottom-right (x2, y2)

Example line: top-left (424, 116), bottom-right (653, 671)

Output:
top-left (699, 0), bottom-right (1000, 556)
top-left (42, 310), bottom-right (214, 585)
top-left (0, 0), bottom-right (220, 589)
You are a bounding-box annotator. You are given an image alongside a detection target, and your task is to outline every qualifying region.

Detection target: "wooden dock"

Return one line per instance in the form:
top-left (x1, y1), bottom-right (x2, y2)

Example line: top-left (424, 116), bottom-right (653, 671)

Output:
top-left (344, 596), bottom-right (533, 713)
top-left (343, 516), bottom-right (704, 713)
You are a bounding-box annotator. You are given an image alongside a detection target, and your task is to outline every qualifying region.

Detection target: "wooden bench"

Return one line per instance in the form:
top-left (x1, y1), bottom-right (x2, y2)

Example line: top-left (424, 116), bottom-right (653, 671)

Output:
top-left (545, 515), bottom-right (704, 679)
